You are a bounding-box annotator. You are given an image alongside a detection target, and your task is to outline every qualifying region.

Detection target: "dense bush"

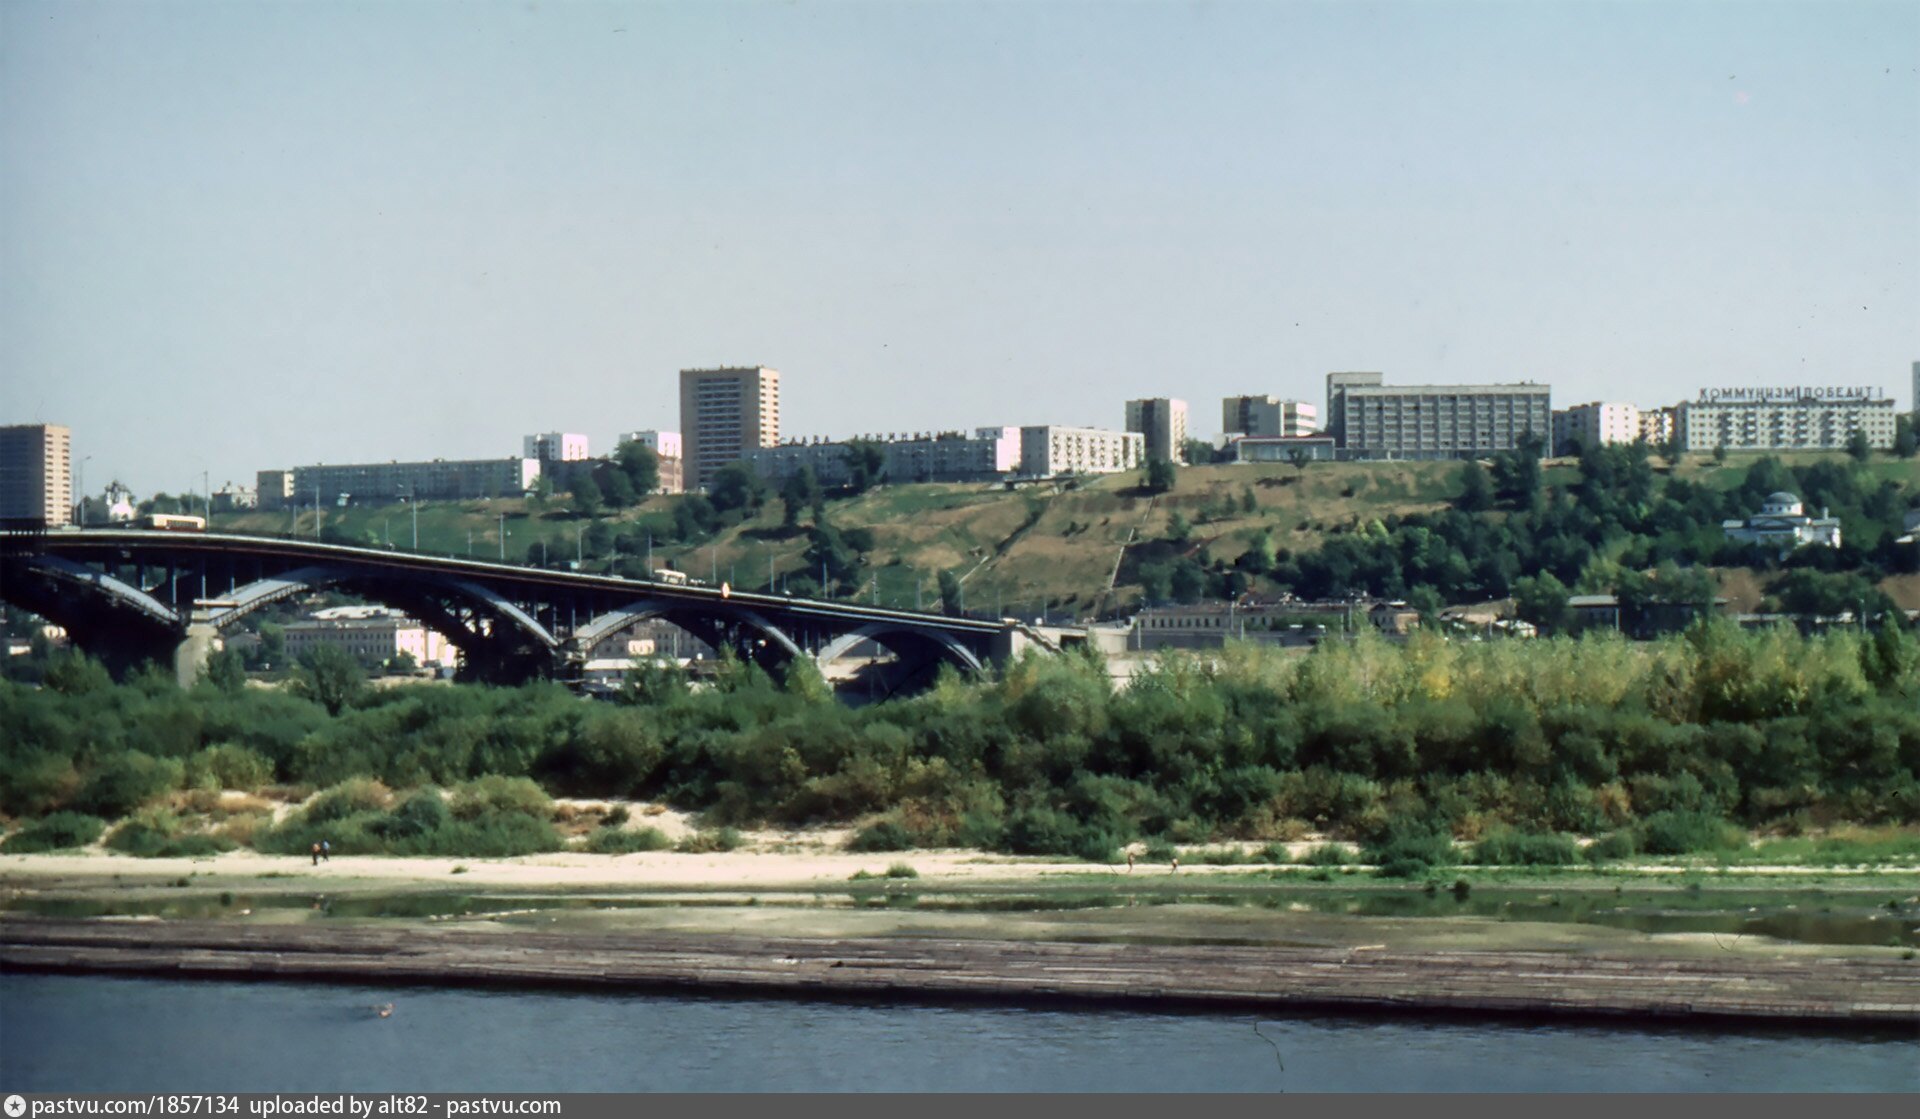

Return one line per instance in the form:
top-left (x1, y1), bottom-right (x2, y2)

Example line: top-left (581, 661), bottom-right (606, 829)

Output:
top-left (1469, 829), bottom-right (1581, 866)
top-left (1, 811), bottom-right (106, 853)
top-left (581, 826), bottom-right (671, 854)
top-left (4, 618), bottom-right (1920, 859)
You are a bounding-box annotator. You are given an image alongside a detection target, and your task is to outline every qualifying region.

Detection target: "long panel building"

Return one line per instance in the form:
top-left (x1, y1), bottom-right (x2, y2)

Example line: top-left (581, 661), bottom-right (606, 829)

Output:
top-left (1325, 372), bottom-right (1551, 460)
top-left (0, 423), bottom-right (72, 527)
top-left (1019, 425), bottom-right (1144, 476)
top-left (1674, 386), bottom-right (1895, 452)
top-left (679, 366), bottom-right (780, 491)
top-left (286, 458), bottom-right (540, 505)
top-left (742, 428), bottom-right (1022, 487)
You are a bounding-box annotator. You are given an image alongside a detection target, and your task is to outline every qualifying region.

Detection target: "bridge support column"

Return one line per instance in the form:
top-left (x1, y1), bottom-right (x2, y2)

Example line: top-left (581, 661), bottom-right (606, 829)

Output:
top-left (174, 623), bottom-right (220, 689)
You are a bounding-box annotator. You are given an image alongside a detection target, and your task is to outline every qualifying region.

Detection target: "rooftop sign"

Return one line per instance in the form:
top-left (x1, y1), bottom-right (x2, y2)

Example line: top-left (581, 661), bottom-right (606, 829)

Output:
top-left (1698, 386), bottom-right (1883, 403)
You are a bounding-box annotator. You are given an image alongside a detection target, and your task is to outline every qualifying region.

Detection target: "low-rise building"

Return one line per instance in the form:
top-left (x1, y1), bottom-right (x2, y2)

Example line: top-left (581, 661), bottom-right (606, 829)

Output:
top-left (1229, 435), bottom-right (1338, 464)
top-left (281, 615), bottom-right (460, 671)
top-left (1723, 492), bottom-right (1842, 551)
top-left (210, 482), bottom-right (256, 512)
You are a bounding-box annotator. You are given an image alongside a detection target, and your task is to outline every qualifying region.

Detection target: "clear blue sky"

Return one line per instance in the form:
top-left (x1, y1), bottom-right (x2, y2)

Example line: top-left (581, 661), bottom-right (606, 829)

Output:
top-left (3, 0), bottom-right (1915, 497)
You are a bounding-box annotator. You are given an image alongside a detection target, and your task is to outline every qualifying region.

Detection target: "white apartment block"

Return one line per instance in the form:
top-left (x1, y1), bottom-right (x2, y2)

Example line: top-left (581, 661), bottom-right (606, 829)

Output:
top-left (290, 458), bottom-right (541, 504)
top-left (523, 433), bottom-right (591, 462)
top-left (1019, 426), bottom-right (1145, 477)
top-left (0, 423), bottom-right (72, 528)
top-left (680, 366), bottom-right (780, 491)
top-left (1552, 402), bottom-right (1642, 453)
top-left (621, 430), bottom-right (682, 461)
top-left (1124, 398), bottom-right (1189, 463)
top-left (1675, 386), bottom-right (1895, 453)
top-left (282, 616), bottom-right (460, 671)
top-left (1325, 372), bottom-right (1551, 460)
top-left (1638, 407), bottom-right (1677, 447)
top-left (619, 430), bottom-right (684, 494)
top-left (256, 469), bottom-right (296, 511)
top-left (1222, 396), bottom-right (1318, 439)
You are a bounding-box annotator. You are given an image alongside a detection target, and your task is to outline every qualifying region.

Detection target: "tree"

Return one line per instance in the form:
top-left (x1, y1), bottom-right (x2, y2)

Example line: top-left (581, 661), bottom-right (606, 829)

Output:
top-left (1512, 572), bottom-right (1572, 634)
top-left (1846, 428), bottom-right (1873, 464)
top-left (1166, 512), bottom-right (1192, 544)
top-left (843, 440), bottom-right (887, 493)
top-left (1240, 486), bottom-right (1257, 514)
top-left (938, 570), bottom-right (964, 617)
top-left (1181, 438), bottom-right (1217, 467)
top-left (1286, 446), bottom-right (1315, 475)
top-left (528, 472), bottom-right (554, 510)
top-left (614, 440), bottom-right (661, 496)
top-left (571, 473), bottom-right (604, 518)
top-left (708, 463), bottom-right (766, 515)
top-left (600, 468), bottom-right (638, 509)
top-left (1406, 586), bottom-right (1445, 627)
top-left (1144, 457), bottom-right (1177, 494)
top-left (781, 466), bottom-right (821, 531)
top-left (202, 648), bottom-right (248, 693)
top-left (294, 644), bottom-right (365, 716)
top-left (1457, 459), bottom-right (1494, 512)
top-left (1896, 414), bottom-right (1918, 458)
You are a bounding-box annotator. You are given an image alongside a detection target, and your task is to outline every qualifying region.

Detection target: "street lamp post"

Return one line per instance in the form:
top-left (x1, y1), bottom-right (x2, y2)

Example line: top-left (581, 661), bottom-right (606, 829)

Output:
top-left (498, 513), bottom-right (508, 561)
top-left (75, 455), bottom-right (91, 526)
top-left (576, 524), bottom-right (584, 569)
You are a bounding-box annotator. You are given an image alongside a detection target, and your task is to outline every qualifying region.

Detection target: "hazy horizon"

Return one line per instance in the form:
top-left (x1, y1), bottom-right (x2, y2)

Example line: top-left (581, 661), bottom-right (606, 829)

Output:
top-left (3, 0), bottom-right (1916, 497)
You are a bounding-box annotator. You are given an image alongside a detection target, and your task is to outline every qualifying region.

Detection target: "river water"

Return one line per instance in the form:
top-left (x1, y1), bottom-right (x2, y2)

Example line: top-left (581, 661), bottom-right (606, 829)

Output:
top-left (2, 973), bottom-right (1914, 1092)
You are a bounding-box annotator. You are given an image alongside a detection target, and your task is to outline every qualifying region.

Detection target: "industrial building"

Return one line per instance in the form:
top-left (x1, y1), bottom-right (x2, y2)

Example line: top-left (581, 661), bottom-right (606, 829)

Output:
top-left (1324, 372), bottom-right (1551, 460)
top-left (679, 366), bottom-right (780, 491)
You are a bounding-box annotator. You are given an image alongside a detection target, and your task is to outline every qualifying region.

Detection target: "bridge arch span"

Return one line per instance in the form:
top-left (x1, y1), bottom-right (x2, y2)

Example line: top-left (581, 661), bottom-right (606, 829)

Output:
top-left (814, 623), bottom-right (985, 675)
top-left (574, 599), bottom-right (804, 675)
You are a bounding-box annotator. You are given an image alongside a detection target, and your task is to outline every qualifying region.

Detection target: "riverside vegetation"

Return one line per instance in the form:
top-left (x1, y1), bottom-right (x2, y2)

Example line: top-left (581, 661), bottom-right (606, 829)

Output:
top-left (3, 621), bottom-right (1919, 877)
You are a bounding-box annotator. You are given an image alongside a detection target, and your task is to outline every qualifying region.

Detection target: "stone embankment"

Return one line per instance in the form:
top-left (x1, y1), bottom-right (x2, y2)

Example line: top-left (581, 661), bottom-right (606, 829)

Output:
top-left (3, 916), bottom-right (1915, 1026)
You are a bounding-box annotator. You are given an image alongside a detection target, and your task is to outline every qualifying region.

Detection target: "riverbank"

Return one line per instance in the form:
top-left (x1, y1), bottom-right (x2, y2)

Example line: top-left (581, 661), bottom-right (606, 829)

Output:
top-left (4, 914), bottom-right (1915, 1027)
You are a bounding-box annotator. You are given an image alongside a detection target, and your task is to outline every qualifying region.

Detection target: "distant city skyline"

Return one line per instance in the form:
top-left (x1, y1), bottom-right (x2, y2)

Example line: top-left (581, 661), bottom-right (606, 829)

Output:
top-left (2, 0), bottom-right (1915, 496)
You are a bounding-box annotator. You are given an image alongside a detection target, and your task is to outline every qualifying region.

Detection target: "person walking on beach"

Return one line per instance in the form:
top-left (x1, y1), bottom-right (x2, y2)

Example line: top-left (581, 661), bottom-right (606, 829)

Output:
top-left (321, 839), bottom-right (331, 862)
top-left (310, 842), bottom-right (321, 866)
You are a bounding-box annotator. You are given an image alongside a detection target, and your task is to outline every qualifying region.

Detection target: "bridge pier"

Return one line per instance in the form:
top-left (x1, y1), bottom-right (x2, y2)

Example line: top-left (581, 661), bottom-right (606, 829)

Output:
top-left (173, 623), bottom-right (221, 689)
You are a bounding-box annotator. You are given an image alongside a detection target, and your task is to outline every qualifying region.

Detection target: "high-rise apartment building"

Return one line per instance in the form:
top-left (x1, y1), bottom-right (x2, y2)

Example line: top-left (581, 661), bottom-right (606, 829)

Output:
top-left (0, 423), bottom-right (72, 527)
top-left (522, 433), bottom-right (591, 463)
top-left (1222, 396), bottom-right (1318, 439)
top-left (1553, 402), bottom-right (1642, 453)
top-left (1325, 372), bottom-right (1551, 460)
top-left (1124, 398), bottom-right (1189, 464)
top-left (679, 367), bottom-right (780, 491)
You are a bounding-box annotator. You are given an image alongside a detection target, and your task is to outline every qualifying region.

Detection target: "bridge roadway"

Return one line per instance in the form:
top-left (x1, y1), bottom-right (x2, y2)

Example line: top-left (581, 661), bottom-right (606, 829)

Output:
top-left (0, 528), bottom-right (1034, 687)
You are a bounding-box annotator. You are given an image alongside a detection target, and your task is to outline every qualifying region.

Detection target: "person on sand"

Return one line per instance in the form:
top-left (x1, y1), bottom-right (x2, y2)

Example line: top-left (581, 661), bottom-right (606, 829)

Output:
top-left (1170, 856), bottom-right (1179, 873)
top-left (321, 840), bottom-right (331, 862)
top-left (1126, 850), bottom-right (1135, 873)
top-left (310, 842), bottom-right (320, 866)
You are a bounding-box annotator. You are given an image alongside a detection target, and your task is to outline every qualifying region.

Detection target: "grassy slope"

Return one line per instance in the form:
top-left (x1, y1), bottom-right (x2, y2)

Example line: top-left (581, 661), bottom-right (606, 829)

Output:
top-left (216, 451), bottom-right (1920, 616)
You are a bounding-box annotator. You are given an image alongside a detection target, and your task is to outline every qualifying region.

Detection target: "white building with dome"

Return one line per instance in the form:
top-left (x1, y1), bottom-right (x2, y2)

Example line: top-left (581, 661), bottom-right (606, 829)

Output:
top-left (1722, 492), bottom-right (1841, 551)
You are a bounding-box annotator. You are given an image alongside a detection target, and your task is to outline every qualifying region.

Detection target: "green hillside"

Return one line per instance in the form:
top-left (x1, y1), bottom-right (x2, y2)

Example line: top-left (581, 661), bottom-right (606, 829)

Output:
top-left (213, 449), bottom-right (1920, 618)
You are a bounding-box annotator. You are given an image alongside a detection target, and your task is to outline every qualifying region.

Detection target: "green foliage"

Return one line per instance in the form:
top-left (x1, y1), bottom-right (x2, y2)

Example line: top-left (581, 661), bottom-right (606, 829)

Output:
top-left (1144, 457), bottom-right (1177, 494)
top-left (1363, 818), bottom-right (1458, 877)
top-left (1633, 810), bottom-right (1745, 856)
top-left (581, 826), bottom-right (671, 854)
top-left (293, 644), bottom-right (364, 716)
top-left (1468, 828), bottom-right (1580, 866)
top-left (676, 827), bottom-right (744, 853)
top-left (848, 819), bottom-right (913, 852)
top-left (884, 862), bottom-right (919, 878)
top-left (1, 811), bottom-right (107, 853)
top-left (71, 752), bottom-right (182, 818)
top-left (708, 463), bottom-right (767, 515)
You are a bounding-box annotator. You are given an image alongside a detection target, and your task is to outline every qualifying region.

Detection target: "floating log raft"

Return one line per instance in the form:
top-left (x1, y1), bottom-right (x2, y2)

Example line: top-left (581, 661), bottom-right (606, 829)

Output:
top-left (2, 916), bottom-right (1914, 1026)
